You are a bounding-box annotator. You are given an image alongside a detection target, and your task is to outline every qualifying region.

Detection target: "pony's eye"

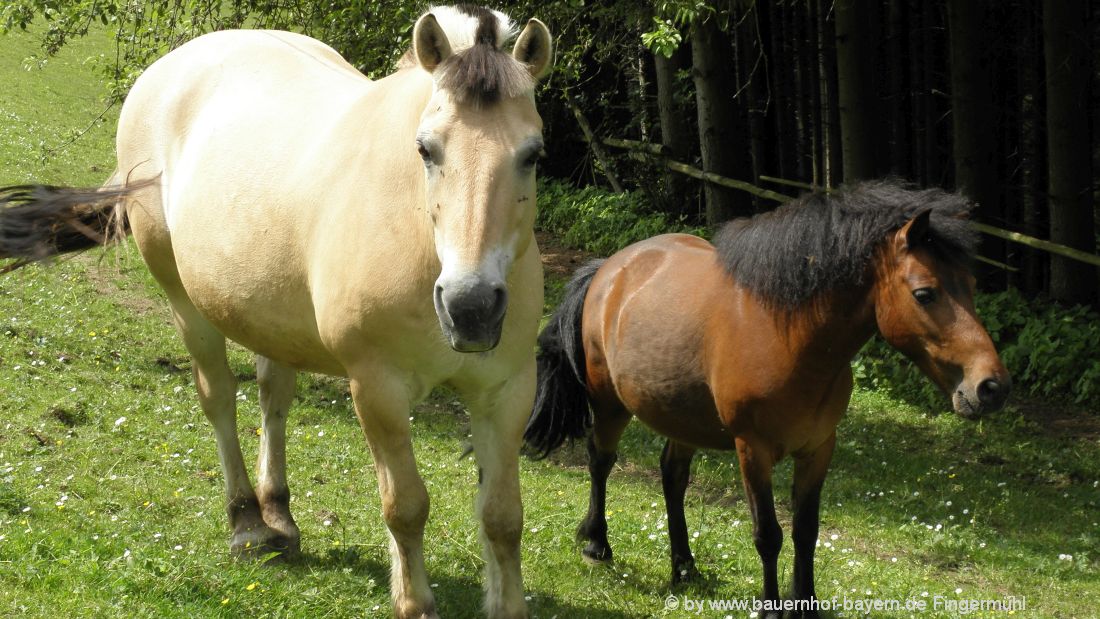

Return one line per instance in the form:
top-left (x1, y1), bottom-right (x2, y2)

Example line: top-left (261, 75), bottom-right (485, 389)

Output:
top-left (913, 287), bottom-right (937, 306)
top-left (522, 149), bottom-right (542, 169)
top-left (416, 141), bottom-right (431, 163)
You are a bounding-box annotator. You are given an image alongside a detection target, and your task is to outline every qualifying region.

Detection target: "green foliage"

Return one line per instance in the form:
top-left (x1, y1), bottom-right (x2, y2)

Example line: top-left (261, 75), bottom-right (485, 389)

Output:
top-left (536, 178), bottom-right (705, 255)
top-left (1, 1), bottom-right (418, 103)
top-left (854, 287), bottom-right (1100, 408)
top-left (640, 16), bottom-right (682, 58)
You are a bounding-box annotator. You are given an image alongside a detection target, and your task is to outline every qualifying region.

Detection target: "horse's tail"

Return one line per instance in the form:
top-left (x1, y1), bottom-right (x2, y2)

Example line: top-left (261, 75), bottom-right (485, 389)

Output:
top-left (0, 170), bottom-right (140, 272)
top-left (524, 259), bottom-right (605, 459)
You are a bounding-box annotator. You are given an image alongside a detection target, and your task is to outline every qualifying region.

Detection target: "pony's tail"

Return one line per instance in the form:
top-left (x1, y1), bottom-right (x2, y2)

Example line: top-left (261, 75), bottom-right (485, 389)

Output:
top-left (524, 259), bottom-right (605, 459)
top-left (0, 171), bottom-right (139, 272)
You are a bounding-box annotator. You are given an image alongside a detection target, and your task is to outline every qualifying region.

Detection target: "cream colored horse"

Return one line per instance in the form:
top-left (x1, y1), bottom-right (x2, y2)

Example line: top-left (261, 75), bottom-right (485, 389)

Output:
top-left (0, 5), bottom-right (551, 618)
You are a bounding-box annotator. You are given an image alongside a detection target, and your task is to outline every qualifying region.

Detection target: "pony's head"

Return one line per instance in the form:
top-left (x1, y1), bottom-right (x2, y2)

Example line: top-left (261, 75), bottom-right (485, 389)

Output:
top-left (873, 208), bottom-right (1011, 418)
top-left (410, 6), bottom-right (552, 352)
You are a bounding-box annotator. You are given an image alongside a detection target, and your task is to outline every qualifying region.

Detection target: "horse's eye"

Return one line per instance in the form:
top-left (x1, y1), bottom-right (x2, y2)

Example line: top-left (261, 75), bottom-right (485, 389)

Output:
top-left (913, 287), bottom-right (937, 306)
top-left (416, 141), bottom-right (431, 163)
top-left (522, 149), bottom-right (542, 169)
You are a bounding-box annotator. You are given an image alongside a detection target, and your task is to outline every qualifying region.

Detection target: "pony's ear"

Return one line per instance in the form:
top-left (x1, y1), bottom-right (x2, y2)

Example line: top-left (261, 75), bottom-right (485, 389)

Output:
top-left (513, 18), bottom-right (553, 79)
top-left (413, 13), bottom-right (453, 73)
top-left (897, 208), bottom-right (934, 251)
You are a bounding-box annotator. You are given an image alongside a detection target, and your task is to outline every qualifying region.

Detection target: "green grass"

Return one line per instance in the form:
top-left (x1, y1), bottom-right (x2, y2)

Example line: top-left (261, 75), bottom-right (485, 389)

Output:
top-left (2, 24), bottom-right (1099, 619)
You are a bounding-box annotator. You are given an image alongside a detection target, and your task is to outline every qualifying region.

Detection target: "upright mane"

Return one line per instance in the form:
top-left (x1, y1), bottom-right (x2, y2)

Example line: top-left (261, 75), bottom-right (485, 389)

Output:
top-left (404, 5), bottom-right (534, 106)
top-left (714, 180), bottom-right (978, 309)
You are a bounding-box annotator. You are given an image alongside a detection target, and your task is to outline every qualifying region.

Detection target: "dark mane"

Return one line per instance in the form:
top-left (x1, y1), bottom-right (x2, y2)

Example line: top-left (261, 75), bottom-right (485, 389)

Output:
top-left (714, 180), bottom-right (978, 309)
top-left (436, 7), bottom-right (532, 106)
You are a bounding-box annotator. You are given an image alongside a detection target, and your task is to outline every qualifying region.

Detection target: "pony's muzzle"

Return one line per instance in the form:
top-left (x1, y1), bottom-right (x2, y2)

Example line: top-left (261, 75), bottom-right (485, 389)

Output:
top-left (434, 276), bottom-right (508, 353)
top-left (953, 372), bottom-right (1011, 418)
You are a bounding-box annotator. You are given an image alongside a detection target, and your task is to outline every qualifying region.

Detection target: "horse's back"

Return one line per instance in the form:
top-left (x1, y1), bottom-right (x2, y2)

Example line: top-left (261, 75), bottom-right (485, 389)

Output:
top-left (584, 234), bottom-right (734, 449)
top-left (115, 30), bottom-right (430, 373)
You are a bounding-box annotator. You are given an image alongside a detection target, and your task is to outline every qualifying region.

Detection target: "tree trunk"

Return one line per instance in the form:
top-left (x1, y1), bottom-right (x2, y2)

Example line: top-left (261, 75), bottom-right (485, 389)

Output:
top-left (1018, 3), bottom-right (1046, 295)
top-left (692, 12), bottom-right (751, 225)
top-left (654, 42), bottom-right (696, 216)
top-left (1044, 0), bottom-right (1097, 303)
top-left (819, 0), bottom-right (843, 188)
top-left (887, 0), bottom-right (909, 176)
top-left (738, 1), bottom-right (772, 211)
top-left (833, 0), bottom-right (876, 182)
top-left (769, 1), bottom-right (793, 180)
top-left (948, 0), bottom-right (1004, 276)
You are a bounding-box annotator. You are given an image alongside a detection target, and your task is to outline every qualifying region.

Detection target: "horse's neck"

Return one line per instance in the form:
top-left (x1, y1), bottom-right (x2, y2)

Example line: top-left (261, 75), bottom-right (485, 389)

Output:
top-left (787, 284), bottom-right (878, 378)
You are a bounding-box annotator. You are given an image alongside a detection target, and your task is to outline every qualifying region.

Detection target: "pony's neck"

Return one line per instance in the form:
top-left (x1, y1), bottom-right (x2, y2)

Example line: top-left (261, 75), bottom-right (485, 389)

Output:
top-left (782, 281), bottom-right (878, 381)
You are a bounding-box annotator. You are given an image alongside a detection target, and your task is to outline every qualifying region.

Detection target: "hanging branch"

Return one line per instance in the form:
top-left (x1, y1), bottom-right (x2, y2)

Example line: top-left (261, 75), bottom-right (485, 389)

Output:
top-left (564, 92), bottom-right (625, 194)
top-left (602, 137), bottom-right (791, 203)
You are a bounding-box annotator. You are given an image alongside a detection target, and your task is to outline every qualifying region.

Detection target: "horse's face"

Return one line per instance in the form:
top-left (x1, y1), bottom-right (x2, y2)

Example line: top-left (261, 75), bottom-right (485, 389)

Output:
top-left (412, 13), bottom-right (552, 352)
top-left (874, 211), bottom-right (1011, 417)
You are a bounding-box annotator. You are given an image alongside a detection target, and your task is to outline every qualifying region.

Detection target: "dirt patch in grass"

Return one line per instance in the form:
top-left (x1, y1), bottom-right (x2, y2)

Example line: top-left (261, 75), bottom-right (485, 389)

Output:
top-left (1012, 397), bottom-right (1100, 440)
top-left (77, 252), bottom-right (161, 316)
top-left (537, 230), bottom-right (597, 278)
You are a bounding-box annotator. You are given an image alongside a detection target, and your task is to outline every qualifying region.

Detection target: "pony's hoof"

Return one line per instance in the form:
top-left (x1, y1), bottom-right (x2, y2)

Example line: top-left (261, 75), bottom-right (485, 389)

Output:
top-left (670, 560), bottom-right (701, 587)
top-left (581, 542), bottom-right (613, 565)
top-left (230, 528), bottom-right (299, 560)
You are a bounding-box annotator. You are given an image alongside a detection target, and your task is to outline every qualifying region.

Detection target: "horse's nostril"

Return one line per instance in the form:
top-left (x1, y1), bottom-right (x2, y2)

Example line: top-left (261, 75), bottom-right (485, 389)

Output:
top-left (977, 378), bottom-right (1004, 404)
top-left (490, 285), bottom-right (508, 321)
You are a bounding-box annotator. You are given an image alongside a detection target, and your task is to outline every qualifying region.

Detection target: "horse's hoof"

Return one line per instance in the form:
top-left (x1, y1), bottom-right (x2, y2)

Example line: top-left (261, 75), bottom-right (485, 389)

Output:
top-left (230, 528), bottom-right (299, 560)
top-left (581, 542), bottom-right (613, 565)
top-left (670, 560), bottom-right (701, 587)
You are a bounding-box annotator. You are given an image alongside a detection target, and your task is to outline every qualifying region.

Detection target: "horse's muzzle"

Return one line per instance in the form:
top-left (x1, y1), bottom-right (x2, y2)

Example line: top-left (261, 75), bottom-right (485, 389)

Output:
top-left (434, 276), bottom-right (508, 353)
top-left (952, 373), bottom-right (1011, 418)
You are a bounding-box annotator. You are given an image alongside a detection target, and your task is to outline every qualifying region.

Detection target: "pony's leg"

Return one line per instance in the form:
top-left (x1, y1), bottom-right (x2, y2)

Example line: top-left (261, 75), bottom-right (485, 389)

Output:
top-left (789, 433), bottom-right (836, 618)
top-left (169, 300), bottom-right (279, 556)
top-left (464, 362), bottom-right (535, 619)
top-left (735, 436), bottom-right (783, 619)
top-left (254, 354), bottom-right (301, 554)
top-left (660, 439), bottom-right (700, 585)
top-left (576, 400), bottom-right (632, 564)
top-left (349, 372), bottom-right (436, 619)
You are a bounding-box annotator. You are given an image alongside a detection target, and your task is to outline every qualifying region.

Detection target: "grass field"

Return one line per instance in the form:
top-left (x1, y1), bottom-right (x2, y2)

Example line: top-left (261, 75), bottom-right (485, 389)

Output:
top-left (1, 25), bottom-right (1099, 618)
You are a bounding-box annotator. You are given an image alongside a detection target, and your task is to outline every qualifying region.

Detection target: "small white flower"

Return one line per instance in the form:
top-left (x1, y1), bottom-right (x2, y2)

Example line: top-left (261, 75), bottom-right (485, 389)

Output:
top-left (114, 416), bottom-right (127, 427)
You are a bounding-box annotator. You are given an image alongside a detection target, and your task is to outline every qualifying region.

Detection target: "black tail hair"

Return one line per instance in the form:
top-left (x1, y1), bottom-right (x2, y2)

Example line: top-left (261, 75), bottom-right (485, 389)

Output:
top-left (0, 183), bottom-right (136, 272)
top-left (523, 259), bottom-right (605, 459)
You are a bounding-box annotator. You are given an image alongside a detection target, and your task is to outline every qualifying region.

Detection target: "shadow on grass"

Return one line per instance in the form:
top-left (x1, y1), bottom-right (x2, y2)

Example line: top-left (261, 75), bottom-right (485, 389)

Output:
top-left (276, 546), bottom-right (634, 618)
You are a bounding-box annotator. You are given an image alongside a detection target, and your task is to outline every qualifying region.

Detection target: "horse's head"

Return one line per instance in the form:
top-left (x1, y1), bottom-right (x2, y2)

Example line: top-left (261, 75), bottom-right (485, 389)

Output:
top-left (873, 209), bottom-right (1011, 417)
top-left (410, 7), bottom-right (552, 352)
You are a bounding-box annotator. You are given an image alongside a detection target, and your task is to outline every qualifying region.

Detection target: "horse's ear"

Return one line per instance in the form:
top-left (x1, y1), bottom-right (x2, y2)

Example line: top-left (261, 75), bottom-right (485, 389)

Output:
top-left (898, 208), bottom-right (934, 251)
top-left (513, 18), bottom-right (553, 79)
top-left (413, 13), bottom-right (453, 73)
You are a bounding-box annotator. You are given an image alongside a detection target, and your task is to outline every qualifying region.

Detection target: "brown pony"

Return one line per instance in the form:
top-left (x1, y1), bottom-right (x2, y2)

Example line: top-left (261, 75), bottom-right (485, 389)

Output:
top-left (524, 181), bottom-right (1009, 616)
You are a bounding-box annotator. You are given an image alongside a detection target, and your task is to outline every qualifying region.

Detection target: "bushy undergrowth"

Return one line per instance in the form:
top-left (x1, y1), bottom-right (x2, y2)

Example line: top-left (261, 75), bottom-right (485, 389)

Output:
top-left (855, 288), bottom-right (1100, 408)
top-left (536, 178), bottom-right (705, 255)
top-left (537, 178), bottom-right (1100, 410)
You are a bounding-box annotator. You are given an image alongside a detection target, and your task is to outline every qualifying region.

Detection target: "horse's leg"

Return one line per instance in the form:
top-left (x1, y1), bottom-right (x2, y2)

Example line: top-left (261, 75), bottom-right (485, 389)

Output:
top-left (349, 372), bottom-right (436, 619)
top-left (789, 433), bottom-right (836, 619)
top-left (254, 354), bottom-right (301, 555)
top-left (170, 300), bottom-right (278, 556)
top-left (576, 400), bottom-right (631, 564)
top-left (735, 436), bottom-right (783, 619)
top-left (661, 439), bottom-right (700, 585)
top-left (463, 363), bottom-right (534, 619)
